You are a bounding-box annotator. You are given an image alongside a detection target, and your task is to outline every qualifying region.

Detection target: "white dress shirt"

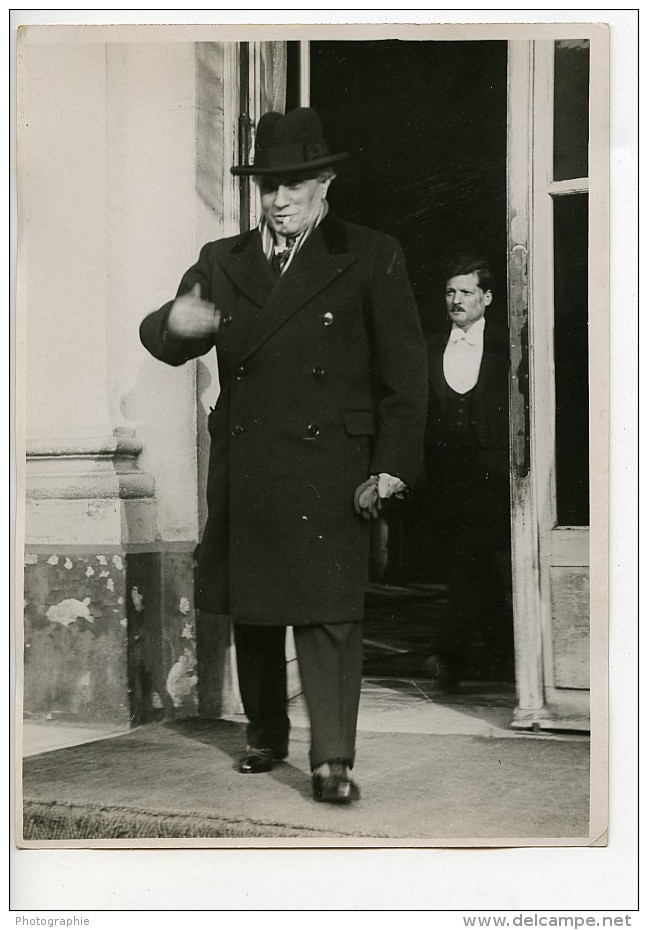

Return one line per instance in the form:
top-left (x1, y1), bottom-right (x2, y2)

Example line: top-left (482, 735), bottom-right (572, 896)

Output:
top-left (443, 317), bottom-right (486, 394)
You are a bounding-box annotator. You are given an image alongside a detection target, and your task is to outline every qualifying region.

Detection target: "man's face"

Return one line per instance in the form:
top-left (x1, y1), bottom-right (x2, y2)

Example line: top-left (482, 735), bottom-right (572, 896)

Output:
top-left (258, 174), bottom-right (331, 240)
top-left (445, 272), bottom-right (492, 331)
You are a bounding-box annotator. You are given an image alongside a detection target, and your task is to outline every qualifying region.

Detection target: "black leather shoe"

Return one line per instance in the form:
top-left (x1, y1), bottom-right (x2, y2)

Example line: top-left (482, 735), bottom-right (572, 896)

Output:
top-left (238, 749), bottom-right (276, 774)
top-left (312, 772), bottom-right (361, 804)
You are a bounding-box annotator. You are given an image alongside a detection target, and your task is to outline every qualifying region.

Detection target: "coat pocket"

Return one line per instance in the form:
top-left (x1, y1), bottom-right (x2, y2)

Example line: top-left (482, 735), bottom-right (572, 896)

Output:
top-left (343, 410), bottom-right (377, 436)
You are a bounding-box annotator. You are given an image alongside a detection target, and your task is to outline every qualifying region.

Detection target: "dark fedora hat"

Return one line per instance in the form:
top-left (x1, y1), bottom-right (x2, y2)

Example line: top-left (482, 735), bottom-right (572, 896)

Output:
top-left (231, 107), bottom-right (348, 177)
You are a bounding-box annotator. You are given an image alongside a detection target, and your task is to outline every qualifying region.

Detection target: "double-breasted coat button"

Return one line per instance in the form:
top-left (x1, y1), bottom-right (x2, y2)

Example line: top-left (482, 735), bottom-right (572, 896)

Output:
top-left (222, 313), bottom-right (233, 326)
top-left (231, 424), bottom-right (245, 436)
top-left (321, 312), bottom-right (334, 326)
top-left (312, 366), bottom-right (325, 379)
top-left (307, 423), bottom-right (320, 437)
top-left (235, 364), bottom-right (247, 380)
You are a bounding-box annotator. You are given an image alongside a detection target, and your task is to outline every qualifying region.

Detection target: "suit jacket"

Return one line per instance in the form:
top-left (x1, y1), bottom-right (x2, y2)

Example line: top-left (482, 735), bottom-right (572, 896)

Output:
top-left (140, 214), bottom-right (428, 625)
top-left (424, 318), bottom-right (511, 524)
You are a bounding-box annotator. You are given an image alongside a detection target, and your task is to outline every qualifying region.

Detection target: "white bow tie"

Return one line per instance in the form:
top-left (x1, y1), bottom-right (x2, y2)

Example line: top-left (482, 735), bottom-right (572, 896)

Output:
top-left (449, 327), bottom-right (479, 347)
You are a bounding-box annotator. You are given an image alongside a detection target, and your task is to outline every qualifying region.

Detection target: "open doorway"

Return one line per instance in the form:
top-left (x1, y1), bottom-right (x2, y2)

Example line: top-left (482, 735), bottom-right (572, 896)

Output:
top-left (308, 39), bottom-right (511, 686)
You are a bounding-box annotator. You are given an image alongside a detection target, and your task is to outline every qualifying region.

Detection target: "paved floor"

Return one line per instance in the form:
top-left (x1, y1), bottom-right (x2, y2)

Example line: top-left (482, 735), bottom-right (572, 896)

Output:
top-left (21, 721), bottom-right (131, 757)
top-left (277, 677), bottom-right (584, 741)
top-left (22, 674), bottom-right (585, 759)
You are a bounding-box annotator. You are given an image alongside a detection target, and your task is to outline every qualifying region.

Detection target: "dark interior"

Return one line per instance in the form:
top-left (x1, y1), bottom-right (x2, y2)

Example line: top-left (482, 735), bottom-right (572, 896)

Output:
top-left (300, 40), bottom-right (512, 680)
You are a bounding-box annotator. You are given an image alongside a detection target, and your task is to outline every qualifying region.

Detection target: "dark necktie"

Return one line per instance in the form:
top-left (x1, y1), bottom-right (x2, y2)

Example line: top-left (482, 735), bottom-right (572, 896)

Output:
top-left (271, 237), bottom-right (297, 276)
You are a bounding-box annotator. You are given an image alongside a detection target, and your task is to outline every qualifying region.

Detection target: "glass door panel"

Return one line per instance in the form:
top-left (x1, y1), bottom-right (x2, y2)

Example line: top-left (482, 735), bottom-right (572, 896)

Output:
top-left (553, 192), bottom-right (590, 526)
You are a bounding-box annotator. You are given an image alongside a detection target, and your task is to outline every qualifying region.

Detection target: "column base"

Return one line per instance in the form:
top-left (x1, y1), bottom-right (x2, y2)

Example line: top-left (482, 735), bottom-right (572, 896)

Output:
top-left (23, 544), bottom-right (198, 727)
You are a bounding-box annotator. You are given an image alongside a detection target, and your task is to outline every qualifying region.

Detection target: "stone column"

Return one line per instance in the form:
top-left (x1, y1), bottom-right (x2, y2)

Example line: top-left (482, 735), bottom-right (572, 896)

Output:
top-left (19, 33), bottom-right (203, 726)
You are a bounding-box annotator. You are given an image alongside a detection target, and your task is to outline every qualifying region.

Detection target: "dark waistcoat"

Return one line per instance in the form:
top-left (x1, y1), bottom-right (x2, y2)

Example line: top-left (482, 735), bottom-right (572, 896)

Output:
top-left (444, 384), bottom-right (478, 450)
top-left (424, 321), bottom-right (511, 528)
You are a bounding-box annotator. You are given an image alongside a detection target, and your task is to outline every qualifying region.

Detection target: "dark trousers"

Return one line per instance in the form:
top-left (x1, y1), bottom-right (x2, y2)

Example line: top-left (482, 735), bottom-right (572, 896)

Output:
top-left (233, 621), bottom-right (363, 770)
top-left (428, 446), bottom-right (513, 677)
top-left (439, 518), bottom-right (514, 676)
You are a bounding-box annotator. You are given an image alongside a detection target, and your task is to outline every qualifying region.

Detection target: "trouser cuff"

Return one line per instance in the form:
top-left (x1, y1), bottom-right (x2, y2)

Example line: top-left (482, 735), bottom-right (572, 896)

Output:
top-left (310, 753), bottom-right (355, 772)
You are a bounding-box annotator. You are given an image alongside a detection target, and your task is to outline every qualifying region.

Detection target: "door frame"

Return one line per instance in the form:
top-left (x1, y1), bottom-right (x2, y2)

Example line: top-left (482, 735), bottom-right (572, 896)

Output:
top-left (508, 37), bottom-right (607, 731)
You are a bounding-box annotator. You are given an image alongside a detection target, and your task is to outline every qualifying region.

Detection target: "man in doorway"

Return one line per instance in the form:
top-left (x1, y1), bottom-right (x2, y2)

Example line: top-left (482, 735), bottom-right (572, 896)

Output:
top-left (424, 255), bottom-right (514, 691)
top-left (140, 108), bottom-right (428, 803)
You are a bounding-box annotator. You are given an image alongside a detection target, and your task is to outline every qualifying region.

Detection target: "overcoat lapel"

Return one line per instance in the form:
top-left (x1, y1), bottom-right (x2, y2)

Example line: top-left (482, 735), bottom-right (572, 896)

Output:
top-left (216, 230), bottom-right (276, 308)
top-left (241, 222), bottom-right (357, 361)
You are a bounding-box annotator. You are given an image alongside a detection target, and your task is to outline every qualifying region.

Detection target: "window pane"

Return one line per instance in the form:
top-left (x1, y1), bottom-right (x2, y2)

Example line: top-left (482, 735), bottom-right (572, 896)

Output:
top-left (553, 193), bottom-right (589, 526)
top-left (553, 39), bottom-right (590, 181)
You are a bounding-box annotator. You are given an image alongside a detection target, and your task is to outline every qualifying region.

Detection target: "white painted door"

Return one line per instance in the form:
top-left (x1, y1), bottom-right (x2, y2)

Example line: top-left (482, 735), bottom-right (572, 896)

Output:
top-left (508, 37), bottom-right (607, 730)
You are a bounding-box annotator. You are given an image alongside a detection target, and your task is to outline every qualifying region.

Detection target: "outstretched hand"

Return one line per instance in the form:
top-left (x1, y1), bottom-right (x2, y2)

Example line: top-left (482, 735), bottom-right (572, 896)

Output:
top-left (167, 282), bottom-right (220, 339)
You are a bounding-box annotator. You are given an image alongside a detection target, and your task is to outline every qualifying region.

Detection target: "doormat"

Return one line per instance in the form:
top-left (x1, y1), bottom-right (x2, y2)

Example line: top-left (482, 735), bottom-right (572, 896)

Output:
top-left (22, 798), bottom-right (350, 840)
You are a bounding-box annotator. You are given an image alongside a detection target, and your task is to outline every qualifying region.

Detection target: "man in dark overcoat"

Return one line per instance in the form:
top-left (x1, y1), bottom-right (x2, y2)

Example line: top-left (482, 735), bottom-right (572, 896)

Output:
top-left (140, 108), bottom-right (428, 803)
top-left (424, 255), bottom-right (514, 692)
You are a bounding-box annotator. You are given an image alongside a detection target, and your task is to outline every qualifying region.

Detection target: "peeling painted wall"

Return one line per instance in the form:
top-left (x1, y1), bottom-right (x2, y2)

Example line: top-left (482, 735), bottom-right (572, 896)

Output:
top-left (24, 548), bottom-right (197, 726)
top-left (125, 550), bottom-right (198, 724)
top-left (24, 554), bottom-right (130, 724)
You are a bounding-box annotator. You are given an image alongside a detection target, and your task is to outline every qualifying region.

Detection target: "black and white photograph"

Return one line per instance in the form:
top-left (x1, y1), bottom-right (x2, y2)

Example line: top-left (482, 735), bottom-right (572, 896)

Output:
top-left (13, 10), bottom-right (632, 907)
